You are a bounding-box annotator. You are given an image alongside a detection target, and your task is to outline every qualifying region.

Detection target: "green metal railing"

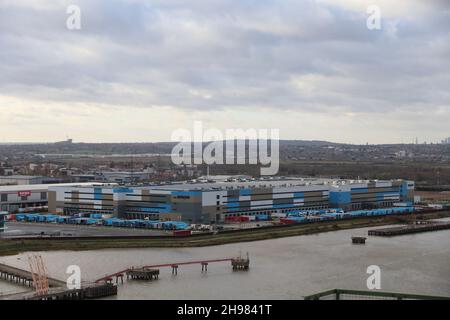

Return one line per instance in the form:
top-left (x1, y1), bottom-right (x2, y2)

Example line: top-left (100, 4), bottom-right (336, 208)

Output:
top-left (304, 289), bottom-right (450, 300)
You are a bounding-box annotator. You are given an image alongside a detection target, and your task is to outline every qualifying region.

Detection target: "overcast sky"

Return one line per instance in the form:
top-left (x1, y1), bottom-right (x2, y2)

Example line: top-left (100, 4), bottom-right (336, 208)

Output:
top-left (0, 0), bottom-right (449, 144)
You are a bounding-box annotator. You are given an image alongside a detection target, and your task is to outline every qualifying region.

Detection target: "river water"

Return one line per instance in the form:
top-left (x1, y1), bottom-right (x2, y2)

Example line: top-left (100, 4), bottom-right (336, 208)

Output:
top-left (1, 220), bottom-right (449, 299)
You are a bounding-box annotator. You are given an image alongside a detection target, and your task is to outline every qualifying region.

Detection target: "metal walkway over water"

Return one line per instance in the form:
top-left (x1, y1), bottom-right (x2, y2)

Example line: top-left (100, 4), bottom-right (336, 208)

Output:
top-left (95, 256), bottom-right (250, 284)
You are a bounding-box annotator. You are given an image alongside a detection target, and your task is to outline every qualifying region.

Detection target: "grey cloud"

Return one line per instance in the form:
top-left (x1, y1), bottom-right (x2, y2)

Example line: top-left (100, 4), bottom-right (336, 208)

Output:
top-left (0, 0), bottom-right (449, 118)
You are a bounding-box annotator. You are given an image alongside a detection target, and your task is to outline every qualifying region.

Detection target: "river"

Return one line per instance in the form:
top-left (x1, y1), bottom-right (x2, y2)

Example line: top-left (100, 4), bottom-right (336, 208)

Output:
top-left (1, 220), bottom-right (449, 299)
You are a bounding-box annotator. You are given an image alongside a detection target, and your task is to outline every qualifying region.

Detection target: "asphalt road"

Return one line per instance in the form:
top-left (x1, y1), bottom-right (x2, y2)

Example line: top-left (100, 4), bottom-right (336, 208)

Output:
top-left (0, 222), bottom-right (168, 238)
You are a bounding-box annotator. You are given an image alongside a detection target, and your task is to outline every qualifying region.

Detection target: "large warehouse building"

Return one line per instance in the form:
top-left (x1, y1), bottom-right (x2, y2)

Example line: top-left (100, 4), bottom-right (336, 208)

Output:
top-left (0, 175), bottom-right (63, 185)
top-left (48, 178), bottom-right (414, 224)
top-left (0, 182), bottom-right (106, 213)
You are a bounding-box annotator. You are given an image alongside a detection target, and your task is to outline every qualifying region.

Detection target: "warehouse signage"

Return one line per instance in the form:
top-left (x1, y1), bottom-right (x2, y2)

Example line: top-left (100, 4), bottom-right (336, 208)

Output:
top-left (18, 191), bottom-right (32, 197)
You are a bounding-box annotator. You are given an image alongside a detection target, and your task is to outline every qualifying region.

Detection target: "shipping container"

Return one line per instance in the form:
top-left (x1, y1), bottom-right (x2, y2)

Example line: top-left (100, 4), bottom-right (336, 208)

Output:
top-left (173, 230), bottom-right (192, 236)
top-left (24, 214), bottom-right (38, 222)
top-left (57, 216), bottom-right (71, 223)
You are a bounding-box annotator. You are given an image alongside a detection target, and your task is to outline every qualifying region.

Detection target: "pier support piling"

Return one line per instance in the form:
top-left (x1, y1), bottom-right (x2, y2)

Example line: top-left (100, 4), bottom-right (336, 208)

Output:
top-left (171, 265), bottom-right (179, 275)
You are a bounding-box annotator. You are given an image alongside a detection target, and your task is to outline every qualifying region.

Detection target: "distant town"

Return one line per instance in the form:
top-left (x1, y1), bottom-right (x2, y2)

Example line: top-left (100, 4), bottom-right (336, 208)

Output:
top-left (1, 139), bottom-right (449, 190)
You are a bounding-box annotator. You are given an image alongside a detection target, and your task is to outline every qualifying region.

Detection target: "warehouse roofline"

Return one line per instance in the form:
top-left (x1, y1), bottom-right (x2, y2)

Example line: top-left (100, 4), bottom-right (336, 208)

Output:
top-left (0, 182), bottom-right (117, 193)
top-left (44, 177), bottom-right (413, 192)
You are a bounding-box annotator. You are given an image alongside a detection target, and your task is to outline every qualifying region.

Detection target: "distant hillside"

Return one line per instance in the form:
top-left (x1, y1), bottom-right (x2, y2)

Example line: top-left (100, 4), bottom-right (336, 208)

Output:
top-left (0, 140), bottom-right (449, 163)
top-left (0, 140), bottom-right (342, 155)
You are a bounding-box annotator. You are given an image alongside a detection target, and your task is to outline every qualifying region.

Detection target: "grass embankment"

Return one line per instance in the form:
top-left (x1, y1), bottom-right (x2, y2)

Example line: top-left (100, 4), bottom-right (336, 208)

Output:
top-left (1, 211), bottom-right (449, 257)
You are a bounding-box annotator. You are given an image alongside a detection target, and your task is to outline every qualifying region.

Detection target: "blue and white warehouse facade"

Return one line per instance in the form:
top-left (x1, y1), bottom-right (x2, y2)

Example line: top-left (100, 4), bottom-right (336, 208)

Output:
top-left (48, 178), bottom-right (414, 224)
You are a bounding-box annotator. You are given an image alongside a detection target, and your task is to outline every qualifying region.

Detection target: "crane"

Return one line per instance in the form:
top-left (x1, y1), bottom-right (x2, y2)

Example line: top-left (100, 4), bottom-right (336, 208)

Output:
top-left (27, 254), bottom-right (49, 296)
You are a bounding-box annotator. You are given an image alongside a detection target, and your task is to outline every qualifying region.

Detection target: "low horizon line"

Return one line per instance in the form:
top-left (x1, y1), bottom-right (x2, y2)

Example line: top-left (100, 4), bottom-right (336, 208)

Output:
top-left (0, 139), bottom-right (447, 146)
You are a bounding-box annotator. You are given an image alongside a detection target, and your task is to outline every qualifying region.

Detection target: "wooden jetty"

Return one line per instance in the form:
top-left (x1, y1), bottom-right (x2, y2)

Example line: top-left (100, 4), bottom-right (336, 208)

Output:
top-left (31, 283), bottom-right (118, 300)
top-left (352, 236), bottom-right (367, 244)
top-left (0, 263), bottom-right (65, 288)
top-left (1, 283), bottom-right (117, 300)
top-left (368, 221), bottom-right (450, 237)
top-left (126, 267), bottom-right (159, 281)
top-left (0, 262), bottom-right (117, 300)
